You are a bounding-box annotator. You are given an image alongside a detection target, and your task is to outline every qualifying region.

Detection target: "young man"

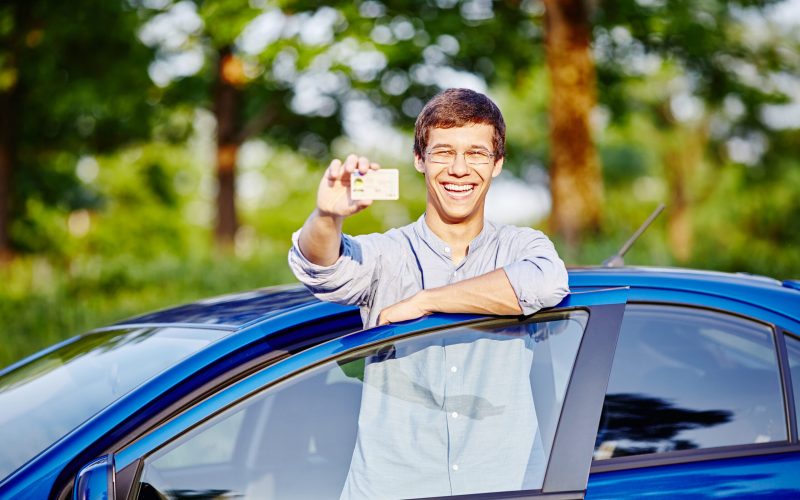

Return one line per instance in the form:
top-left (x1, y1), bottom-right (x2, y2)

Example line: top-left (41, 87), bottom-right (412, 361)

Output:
top-left (290, 88), bottom-right (568, 328)
top-left (289, 88), bottom-right (569, 498)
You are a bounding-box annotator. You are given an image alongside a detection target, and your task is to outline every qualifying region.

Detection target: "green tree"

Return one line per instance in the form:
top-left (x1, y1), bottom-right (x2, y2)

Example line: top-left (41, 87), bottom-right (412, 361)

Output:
top-left (593, 0), bottom-right (798, 259)
top-left (0, 0), bottom-right (156, 258)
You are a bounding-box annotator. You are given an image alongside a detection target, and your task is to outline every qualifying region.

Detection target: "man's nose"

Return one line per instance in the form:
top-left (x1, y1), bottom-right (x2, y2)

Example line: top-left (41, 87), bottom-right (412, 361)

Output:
top-left (448, 153), bottom-right (470, 176)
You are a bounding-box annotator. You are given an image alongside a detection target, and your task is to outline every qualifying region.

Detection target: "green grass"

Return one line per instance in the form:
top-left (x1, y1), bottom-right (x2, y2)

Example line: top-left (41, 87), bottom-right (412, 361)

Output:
top-left (0, 251), bottom-right (296, 369)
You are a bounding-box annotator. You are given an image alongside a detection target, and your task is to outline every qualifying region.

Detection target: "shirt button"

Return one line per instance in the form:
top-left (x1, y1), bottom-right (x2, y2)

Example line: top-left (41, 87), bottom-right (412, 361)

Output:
top-left (444, 246), bottom-right (450, 253)
top-left (451, 412), bottom-right (459, 418)
top-left (450, 366), bottom-right (458, 373)
top-left (452, 464), bottom-right (459, 471)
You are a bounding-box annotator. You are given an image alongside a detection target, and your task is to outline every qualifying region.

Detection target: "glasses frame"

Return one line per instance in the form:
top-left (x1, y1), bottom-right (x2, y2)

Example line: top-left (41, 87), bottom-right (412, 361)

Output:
top-left (424, 148), bottom-right (496, 167)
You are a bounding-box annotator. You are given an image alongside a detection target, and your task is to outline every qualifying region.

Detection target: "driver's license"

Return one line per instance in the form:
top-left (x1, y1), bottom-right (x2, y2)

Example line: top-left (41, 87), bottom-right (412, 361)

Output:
top-left (350, 169), bottom-right (399, 200)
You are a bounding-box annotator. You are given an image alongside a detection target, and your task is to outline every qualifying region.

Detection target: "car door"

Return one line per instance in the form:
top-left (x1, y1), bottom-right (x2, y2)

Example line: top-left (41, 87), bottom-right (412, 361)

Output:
top-left (587, 298), bottom-right (800, 499)
top-left (73, 288), bottom-right (628, 500)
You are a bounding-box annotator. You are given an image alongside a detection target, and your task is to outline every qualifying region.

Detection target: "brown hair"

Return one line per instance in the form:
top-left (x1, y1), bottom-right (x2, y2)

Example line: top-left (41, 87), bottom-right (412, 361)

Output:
top-left (413, 88), bottom-right (506, 161)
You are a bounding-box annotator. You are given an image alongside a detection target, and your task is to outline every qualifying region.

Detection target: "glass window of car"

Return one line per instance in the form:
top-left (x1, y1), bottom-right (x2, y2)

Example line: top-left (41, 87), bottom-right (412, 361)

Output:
top-left (594, 305), bottom-right (786, 460)
top-left (135, 311), bottom-right (589, 500)
top-left (785, 333), bottom-right (800, 433)
top-left (0, 327), bottom-right (229, 480)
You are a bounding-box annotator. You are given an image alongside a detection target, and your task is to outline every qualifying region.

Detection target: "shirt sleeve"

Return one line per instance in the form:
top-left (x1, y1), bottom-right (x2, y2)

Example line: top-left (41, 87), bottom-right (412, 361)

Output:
top-left (502, 228), bottom-right (570, 315)
top-left (287, 229), bottom-right (381, 307)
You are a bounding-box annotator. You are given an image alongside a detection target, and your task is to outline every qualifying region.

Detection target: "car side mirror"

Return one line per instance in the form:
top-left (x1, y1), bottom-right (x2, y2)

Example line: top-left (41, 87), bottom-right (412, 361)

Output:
top-left (74, 455), bottom-right (114, 500)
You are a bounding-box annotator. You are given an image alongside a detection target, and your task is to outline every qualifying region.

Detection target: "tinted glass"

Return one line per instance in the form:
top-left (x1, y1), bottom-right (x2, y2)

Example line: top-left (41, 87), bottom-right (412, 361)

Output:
top-left (595, 305), bottom-right (786, 460)
top-left (137, 311), bottom-right (589, 500)
top-left (0, 327), bottom-right (227, 479)
top-left (785, 333), bottom-right (800, 432)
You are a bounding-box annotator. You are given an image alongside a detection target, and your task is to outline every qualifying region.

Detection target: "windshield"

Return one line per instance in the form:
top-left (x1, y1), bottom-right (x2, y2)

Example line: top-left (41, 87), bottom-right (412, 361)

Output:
top-left (0, 326), bottom-right (229, 480)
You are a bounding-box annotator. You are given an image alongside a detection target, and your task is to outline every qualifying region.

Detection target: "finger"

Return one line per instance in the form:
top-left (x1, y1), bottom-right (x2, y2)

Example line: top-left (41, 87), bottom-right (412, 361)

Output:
top-left (357, 156), bottom-right (370, 175)
top-left (343, 154), bottom-right (358, 173)
top-left (327, 159), bottom-right (342, 180)
top-left (378, 312), bottom-right (390, 326)
top-left (355, 199), bottom-right (373, 210)
top-left (369, 162), bottom-right (380, 171)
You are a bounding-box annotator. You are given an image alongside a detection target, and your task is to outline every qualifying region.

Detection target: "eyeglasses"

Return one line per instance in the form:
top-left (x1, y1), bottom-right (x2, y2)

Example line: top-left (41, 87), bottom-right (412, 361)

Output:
top-left (425, 148), bottom-right (495, 166)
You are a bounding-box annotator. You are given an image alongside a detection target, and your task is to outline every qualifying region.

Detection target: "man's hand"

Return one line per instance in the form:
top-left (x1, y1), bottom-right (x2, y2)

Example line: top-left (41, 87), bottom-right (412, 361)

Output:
top-left (378, 292), bottom-right (431, 326)
top-left (298, 154), bottom-right (379, 266)
top-left (317, 154), bottom-right (380, 218)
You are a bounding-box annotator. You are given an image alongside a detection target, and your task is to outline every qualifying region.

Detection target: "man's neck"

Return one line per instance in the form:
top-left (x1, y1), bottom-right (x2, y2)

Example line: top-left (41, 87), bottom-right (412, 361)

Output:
top-left (424, 211), bottom-right (484, 263)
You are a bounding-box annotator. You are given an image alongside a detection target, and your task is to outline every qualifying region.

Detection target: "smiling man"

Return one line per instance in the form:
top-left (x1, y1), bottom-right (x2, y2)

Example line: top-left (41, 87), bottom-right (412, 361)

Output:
top-left (289, 88), bottom-right (568, 328)
top-left (288, 89), bottom-right (569, 498)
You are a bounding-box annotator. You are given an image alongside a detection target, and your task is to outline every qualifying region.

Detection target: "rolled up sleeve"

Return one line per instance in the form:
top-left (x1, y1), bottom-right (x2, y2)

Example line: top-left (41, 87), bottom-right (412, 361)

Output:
top-left (502, 229), bottom-right (570, 315)
top-left (288, 230), bottom-right (378, 306)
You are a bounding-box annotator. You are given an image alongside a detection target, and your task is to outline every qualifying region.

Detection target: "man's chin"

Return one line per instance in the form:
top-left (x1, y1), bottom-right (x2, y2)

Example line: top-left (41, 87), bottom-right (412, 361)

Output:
top-left (437, 207), bottom-right (482, 225)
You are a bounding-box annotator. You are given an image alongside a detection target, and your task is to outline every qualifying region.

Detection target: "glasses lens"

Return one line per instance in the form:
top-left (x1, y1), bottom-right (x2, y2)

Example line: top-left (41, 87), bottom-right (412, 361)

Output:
top-left (429, 150), bottom-right (456, 164)
top-left (465, 151), bottom-right (492, 165)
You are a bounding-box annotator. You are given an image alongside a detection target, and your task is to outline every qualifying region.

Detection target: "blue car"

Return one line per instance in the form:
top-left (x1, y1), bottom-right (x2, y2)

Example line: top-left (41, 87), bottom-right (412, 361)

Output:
top-left (1, 267), bottom-right (799, 499)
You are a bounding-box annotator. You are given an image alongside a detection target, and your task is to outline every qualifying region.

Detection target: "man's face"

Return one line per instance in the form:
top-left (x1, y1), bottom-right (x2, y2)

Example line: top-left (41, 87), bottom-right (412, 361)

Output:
top-left (414, 124), bottom-right (504, 225)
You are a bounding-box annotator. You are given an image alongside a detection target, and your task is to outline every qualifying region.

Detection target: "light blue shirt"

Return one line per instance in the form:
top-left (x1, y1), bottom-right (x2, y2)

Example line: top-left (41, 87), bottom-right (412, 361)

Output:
top-left (288, 215), bottom-right (570, 498)
top-left (288, 215), bottom-right (569, 328)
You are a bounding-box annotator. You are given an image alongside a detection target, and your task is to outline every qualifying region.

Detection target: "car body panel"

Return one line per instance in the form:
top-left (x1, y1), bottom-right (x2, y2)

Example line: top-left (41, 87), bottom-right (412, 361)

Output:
top-left (586, 450), bottom-right (800, 499)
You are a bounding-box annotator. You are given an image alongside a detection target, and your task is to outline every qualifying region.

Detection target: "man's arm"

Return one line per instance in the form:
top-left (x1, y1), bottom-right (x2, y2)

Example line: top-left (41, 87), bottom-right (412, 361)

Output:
top-left (378, 228), bottom-right (569, 325)
top-left (297, 155), bottom-right (378, 266)
top-left (378, 268), bottom-right (521, 325)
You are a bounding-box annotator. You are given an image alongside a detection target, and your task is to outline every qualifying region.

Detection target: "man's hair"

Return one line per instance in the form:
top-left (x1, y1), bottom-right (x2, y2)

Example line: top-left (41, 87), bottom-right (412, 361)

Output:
top-left (413, 88), bottom-right (506, 161)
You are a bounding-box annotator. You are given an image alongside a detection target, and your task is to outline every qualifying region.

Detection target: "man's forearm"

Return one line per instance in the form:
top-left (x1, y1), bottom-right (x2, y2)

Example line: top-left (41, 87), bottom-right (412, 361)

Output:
top-left (420, 268), bottom-right (522, 315)
top-left (378, 268), bottom-right (521, 325)
top-left (298, 209), bottom-right (344, 266)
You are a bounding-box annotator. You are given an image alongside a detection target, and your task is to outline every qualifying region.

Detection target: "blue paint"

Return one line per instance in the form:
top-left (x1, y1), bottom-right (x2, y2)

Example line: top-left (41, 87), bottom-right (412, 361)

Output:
top-left (587, 451), bottom-right (800, 499)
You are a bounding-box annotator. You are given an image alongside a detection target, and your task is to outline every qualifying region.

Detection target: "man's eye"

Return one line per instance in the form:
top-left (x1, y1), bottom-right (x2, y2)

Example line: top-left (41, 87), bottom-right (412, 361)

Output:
top-left (465, 151), bottom-right (492, 163)
top-left (430, 150), bottom-right (456, 161)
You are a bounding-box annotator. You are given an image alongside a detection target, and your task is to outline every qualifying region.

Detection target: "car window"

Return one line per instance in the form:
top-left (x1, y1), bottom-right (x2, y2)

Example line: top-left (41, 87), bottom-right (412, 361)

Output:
top-left (134, 311), bottom-right (589, 500)
top-left (0, 327), bottom-right (229, 480)
top-left (594, 305), bottom-right (786, 460)
top-left (785, 333), bottom-right (800, 433)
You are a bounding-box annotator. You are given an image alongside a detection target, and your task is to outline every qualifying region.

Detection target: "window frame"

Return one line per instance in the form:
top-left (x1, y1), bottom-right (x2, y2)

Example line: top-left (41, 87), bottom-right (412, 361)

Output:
top-left (108, 288), bottom-right (628, 500)
top-left (590, 300), bottom-right (800, 475)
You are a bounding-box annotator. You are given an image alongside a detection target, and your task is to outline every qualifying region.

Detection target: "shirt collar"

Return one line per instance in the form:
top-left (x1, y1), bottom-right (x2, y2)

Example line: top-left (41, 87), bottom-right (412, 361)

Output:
top-left (413, 214), bottom-right (496, 259)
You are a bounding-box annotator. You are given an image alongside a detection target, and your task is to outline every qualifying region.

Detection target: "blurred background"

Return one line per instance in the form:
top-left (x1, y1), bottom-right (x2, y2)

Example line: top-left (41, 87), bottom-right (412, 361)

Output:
top-left (1, 0), bottom-right (799, 367)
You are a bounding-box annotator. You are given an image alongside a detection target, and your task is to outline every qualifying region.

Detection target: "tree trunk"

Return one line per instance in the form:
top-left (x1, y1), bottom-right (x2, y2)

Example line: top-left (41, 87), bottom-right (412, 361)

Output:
top-left (662, 121), bottom-right (709, 262)
top-left (543, 0), bottom-right (603, 250)
top-left (213, 46), bottom-right (242, 248)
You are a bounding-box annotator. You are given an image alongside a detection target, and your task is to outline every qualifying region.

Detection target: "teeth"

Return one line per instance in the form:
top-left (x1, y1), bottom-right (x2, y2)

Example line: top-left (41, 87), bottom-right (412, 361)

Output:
top-left (444, 184), bottom-right (474, 192)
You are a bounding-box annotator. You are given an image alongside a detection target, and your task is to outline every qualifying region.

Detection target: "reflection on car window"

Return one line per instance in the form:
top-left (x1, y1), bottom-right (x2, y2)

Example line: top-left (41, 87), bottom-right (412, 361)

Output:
top-left (0, 327), bottom-right (228, 480)
top-left (594, 305), bottom-right (786, 460)
top-left (136, 311), bottom-right (588, 500)
top-left (785, 333), bottom-right (800, 433)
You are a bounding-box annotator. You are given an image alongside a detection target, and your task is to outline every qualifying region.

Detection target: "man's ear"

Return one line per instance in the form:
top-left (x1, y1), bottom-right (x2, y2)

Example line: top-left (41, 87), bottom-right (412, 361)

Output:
top-left (491, 156), bottom-right (504, 178)
top-left (414, 154), bottom-right (426, 174)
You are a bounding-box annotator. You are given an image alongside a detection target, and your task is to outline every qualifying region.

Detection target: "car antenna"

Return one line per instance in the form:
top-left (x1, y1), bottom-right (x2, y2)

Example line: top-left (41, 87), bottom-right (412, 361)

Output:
top-left (602, 203), bottom-right (665, 268)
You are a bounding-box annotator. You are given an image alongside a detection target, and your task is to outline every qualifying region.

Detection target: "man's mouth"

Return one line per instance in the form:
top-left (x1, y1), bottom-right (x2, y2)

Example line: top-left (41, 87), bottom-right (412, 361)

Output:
top-left (442, 183), bottom-right (475, 197)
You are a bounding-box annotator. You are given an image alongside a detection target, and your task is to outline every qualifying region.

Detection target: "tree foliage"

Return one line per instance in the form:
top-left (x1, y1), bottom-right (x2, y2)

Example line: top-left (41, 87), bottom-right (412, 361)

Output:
top-left (0, 0), bottom-right (156, 255)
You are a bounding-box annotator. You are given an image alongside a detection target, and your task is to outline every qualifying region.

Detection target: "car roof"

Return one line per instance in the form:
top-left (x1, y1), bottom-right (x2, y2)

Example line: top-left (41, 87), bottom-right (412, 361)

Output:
top-left (569, 266), bottom-right (799, 320)
top-left (110, 266), bottom-right (799, 331)
top-left (114, 285), bottom-right (317, 329)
